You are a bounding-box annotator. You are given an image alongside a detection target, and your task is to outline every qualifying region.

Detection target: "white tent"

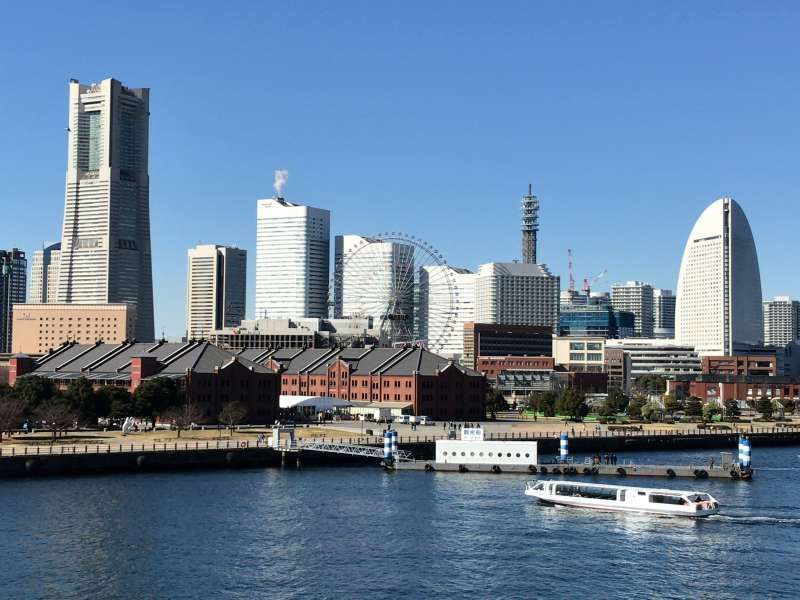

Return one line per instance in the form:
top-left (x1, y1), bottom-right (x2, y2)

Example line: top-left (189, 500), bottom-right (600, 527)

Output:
top-left (279, 395), bottom-right (352, 413)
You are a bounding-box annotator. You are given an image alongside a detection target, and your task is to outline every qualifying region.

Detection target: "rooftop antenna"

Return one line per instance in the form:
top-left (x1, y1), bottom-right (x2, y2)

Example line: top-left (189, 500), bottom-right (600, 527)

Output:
top-left (567, 248), bottom-right (575, 293)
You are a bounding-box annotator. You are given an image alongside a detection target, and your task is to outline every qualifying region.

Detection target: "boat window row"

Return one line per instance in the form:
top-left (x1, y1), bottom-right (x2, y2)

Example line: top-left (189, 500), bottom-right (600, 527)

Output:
top-left (441, 451), bottom-right (532, 458)
top-left (648, 494), bottom-right (687, 505)
top-left (554, 484), bottom-right (618, 501)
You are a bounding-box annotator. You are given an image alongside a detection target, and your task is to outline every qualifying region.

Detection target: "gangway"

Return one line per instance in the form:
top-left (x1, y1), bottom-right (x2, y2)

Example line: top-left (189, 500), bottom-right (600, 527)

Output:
top-left (299, 440), bottom-right (413, 461)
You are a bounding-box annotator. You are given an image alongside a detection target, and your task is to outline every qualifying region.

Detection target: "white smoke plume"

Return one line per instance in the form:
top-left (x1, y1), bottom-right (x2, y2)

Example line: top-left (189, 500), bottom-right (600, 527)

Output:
top-left (274, 169), bottom-right (289, 197)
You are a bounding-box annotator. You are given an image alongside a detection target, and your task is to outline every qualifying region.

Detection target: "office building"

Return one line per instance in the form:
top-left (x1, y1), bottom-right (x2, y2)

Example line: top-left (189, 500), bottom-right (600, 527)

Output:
top-left (186, 244), bottom-right (247, 340)
top-left (653, 288), bottom-right (676, 339)
top-left (11, 303), bottom-right (135, 354)
top-left (1, 249), bottom-right (27, 353)
top-left (419, 265), bottom-right (477, 359)
top-left (763, 296), bottom-right (800, 346)
top-left (675, 197), bottom-right (763, 355)
top-left (559, 306), bottom-right (635, 338)
top-left (334, 234), bottom-right (414, 342)
top-left (474, 262), bottom-right (559, 329)
top-left (604, 339), bottom-right (701, 379)
top-left (29, 243), bottom-right (61, 304)
top-left (611, 281), bottom-right (654, 337)
top-left (255, 198), bottom-right (330, 319)
top-left (553, 336), bottom-right (607, 372)
top-left (56, 78), bottom-right (153, 341)
top-left (463, 323), bottom-right (553, 369)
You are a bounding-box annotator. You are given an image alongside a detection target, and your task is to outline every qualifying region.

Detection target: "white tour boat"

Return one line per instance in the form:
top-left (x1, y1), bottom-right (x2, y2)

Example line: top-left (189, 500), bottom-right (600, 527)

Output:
top-left (525, 480), bottom-right (719, 517)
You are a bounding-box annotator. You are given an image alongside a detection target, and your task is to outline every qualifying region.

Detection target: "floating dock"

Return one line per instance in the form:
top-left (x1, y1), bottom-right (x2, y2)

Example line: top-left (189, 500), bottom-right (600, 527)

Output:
top-left (389, 457), bottom-right (752, 480)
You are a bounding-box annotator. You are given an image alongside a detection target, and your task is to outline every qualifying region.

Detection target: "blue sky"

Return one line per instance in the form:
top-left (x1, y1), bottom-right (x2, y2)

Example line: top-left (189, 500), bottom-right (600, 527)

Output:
top-left (1, 1), bottom-right (798, 337)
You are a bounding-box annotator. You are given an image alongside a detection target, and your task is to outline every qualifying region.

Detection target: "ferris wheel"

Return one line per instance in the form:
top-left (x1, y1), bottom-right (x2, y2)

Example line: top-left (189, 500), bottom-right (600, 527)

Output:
top-left (332, 232), bottom-right (458, 350)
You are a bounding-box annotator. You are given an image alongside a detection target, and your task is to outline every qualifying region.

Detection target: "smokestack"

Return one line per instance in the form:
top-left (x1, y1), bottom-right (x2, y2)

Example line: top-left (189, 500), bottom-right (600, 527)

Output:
top-left (273, 169), bottom-right (288, 199)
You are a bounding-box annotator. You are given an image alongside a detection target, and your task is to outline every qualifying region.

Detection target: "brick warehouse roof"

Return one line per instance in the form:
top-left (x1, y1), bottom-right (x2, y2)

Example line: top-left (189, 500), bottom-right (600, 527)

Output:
top-left (21, 340), bottom-right (275, 382)
top-left (252, 346), bottom-right (482, 378)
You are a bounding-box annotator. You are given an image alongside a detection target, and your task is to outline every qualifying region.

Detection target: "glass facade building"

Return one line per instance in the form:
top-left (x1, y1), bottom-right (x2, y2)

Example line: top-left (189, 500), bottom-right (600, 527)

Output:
top-left (559, 306), bottom-right (634, 338)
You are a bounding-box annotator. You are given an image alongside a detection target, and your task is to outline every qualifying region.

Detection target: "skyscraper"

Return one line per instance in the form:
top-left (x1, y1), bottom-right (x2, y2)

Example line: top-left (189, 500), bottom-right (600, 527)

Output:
top-left (675, 197), bottom-right (763, 355)
top-left (29, 242), bottom-right (61, 304)
top-left (186, 244), bottom-right (247, 339)
top-left (419, 265), bottom-right (477, 358)
top-left (255, 198), bottom-right (330, 319)
top-left (1, 249), bottom-right (27, 353)
top-left (475, 262), bottom-right (559, 330)
top-left (521, 184), bottom-right (539, 264)
top-left (653, 288), bottom-right (676, 338)
top-left (56, 78), bottom-right (154, 341)
top-left (611, 281), bottom-right (654, 338)
top-left (763, 296), bottom-right (800, 346)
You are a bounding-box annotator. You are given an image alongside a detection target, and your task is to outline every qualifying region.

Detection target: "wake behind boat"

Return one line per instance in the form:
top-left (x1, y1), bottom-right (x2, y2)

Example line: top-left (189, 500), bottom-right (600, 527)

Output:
top-left (525, 480), bottom-right (719, 517)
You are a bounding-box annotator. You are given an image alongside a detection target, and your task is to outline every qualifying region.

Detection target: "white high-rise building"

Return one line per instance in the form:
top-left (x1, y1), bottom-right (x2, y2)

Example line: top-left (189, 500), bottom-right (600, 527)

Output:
top-left (474, 262), bottom-right (559, 329)
top-left (255, 198), bottom-right (329, 319)
top-left (653, 289), bottom-right (676, 339)
top-left (334, 235), bottom-right (414, 341)
top-left (29, 243), bottom-right (61, 304)
top-left (419, 265), bottom-right (477, 359)
top-left (763, 296), bottom-right (800, 346)
top-left (676, 197), bottom-right (763, 355)
top-left (56, 78), bottom-right (154, 341)
top-left (186, 244), bottom-right (247, 340)
top-left (611, 281), bottom-right (654, 338)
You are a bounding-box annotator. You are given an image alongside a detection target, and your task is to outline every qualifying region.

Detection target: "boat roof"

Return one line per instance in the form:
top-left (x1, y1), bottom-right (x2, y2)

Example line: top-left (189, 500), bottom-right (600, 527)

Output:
top-left (531, 479), bottom-right (711, 496)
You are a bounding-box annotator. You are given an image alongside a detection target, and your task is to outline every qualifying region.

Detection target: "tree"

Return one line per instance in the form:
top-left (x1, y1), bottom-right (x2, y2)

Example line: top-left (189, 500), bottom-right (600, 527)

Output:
top-left (556, 389), bottom-right (588, 421)
top-left (219, 401), bottom-right (247, 436)
top-left (702, 402), bottom-right (721, 422)
top-left (598, 398), bottom-right (616, 418)
top-left (756, 396), bottom-right (773, 419)
top-left (66, 377), bottom-right (103, 427)
top-left (663, 393), bottom-right (683, 417)
top-left (685, 397), bottom-right (703, 417)
top-left (640, 401), bottom-right (663, 422)
top-left (485, 390), bottom-right (508, 420)
top-left (607, 390), bottom-right (629, 413)
top-left (529, 391), bottom-right (557, 417)
top-left (0, 397), bottom-right (25, 441)
top-left (161, 402), bottom-right (203, 438)
top-left (627, 394), bottom-right (647, 419)
top-left (11, 376), bottom-right (56, 416)
top-left (101, 387), bottom-right (135, 420)
top-left (132, 378), bottom-right (181, 422)
top-left (35, 399), bottom-right (78, 442)
top-left (723, 399), bottom-right (740, 421)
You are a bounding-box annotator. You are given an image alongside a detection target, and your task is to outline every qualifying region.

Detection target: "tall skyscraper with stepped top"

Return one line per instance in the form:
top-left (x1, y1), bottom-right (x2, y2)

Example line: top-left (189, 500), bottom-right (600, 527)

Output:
top-left (675, 197), bottom-right (762, 355)
top-left (56, 78), bottom-right (154, 341)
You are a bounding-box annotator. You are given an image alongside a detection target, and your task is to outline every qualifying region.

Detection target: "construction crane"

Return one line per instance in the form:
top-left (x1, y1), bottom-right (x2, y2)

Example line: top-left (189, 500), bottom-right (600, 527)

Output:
top-left (567, 249), bottom-right (576, 293)
top-left (582, 268), bottom-right (608, 295)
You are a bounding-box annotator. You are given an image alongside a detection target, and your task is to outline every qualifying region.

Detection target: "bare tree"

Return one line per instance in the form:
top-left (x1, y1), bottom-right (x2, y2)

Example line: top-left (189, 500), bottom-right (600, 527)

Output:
top-left (35, 401), bottom-right (78, 442)
top-left (0, 397), bottom-right (25, 442)
top-left (218, 401), bottom-right (247, 437)
top-left (161, 402), bottom-right (203, 438)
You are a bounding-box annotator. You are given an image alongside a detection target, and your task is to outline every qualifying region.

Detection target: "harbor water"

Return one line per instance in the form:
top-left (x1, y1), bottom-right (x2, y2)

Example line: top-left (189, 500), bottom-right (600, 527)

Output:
top-left (2, 446), bottom-right (800, 599)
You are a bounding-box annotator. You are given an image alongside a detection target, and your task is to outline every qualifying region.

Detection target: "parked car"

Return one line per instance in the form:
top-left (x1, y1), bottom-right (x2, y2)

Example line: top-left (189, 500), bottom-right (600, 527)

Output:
top-left (419, 416), bottom-right (435, 426)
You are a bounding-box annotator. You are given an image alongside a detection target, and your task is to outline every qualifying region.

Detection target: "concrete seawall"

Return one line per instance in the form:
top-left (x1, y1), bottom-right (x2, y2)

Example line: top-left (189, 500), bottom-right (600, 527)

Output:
top-left (1, 430), bottom-right (798, 478)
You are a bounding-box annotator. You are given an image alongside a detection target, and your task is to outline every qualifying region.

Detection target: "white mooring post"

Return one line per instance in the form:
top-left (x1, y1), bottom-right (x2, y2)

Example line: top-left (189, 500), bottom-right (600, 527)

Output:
top-left (560, 432), bottom-right (569, 462)
top-left (738, 436), bottom-right (751, 469)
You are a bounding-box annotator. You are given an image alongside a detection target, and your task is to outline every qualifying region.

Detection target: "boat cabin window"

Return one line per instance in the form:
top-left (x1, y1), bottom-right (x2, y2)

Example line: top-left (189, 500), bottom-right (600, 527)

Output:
top-left (687, 494), bottom-right (711, 503)
top-left (649, 494), bottom-right (686, 505)
top-left (555, 484), bottom-right (617, 501)
top-left (531, 481), bottom-right (546, 491)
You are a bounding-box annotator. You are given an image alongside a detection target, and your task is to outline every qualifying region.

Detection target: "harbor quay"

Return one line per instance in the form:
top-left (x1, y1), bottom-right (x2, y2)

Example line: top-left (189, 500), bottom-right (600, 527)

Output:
top-left (0, 419), bottom-right (797, 478)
